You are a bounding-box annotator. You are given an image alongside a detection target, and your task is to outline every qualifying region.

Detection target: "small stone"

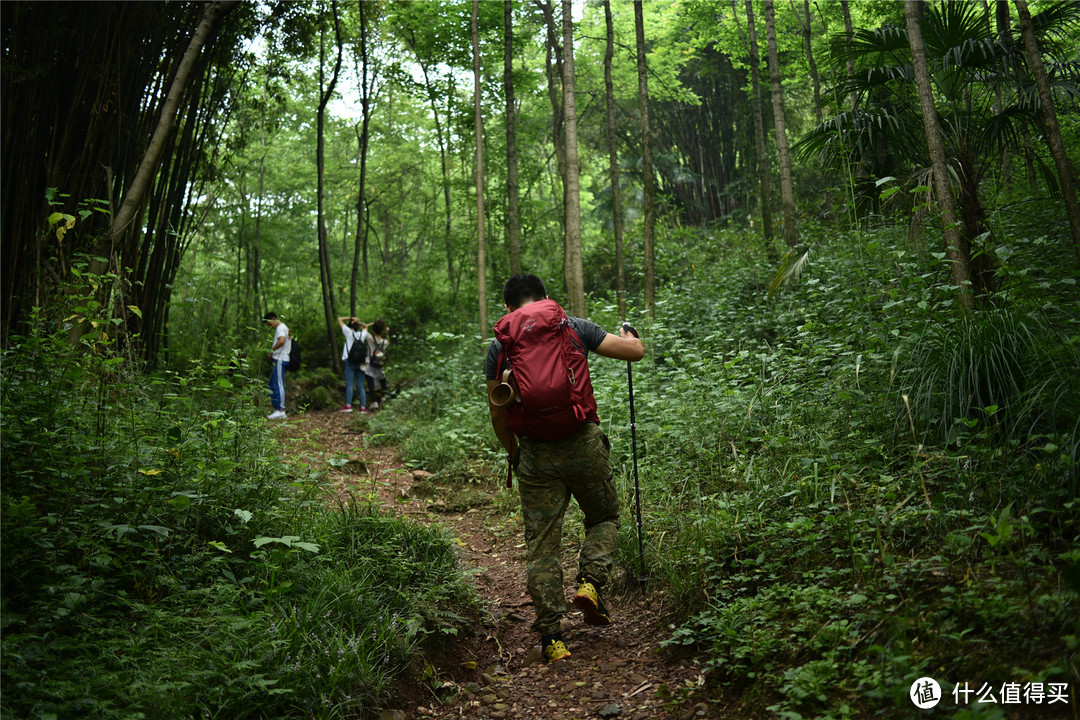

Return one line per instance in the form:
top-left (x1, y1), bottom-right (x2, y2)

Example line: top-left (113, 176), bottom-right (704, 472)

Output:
top-left (598, 703), bottom-right (622, 718)
top-left (379, 711), bottom-right (406, 720)
top-left (523, 645), bottom-right (544, 667)
top-left (481, 693), bottom-right (498, 705)
top-left (591, 691), bottom-right (608, 700)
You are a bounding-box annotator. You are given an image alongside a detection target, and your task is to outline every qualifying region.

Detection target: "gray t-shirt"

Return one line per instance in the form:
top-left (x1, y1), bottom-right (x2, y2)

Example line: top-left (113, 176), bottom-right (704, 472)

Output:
top-left (485, 316), bottom-right (607, 380)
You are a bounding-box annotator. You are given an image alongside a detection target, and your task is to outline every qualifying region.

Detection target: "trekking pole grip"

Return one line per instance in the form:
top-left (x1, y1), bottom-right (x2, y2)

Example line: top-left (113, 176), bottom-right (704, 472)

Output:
top-left (622, 322), bottom-right (639, 339)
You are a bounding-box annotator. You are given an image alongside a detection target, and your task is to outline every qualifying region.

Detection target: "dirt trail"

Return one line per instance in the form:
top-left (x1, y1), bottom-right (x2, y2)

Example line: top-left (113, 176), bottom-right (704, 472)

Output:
top-left (274, 410), bottom-right (716, 720)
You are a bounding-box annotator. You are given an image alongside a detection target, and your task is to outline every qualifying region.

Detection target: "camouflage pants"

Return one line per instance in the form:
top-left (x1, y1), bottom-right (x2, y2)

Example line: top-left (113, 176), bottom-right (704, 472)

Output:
top-left (517, 422), bottom-right (620, 636)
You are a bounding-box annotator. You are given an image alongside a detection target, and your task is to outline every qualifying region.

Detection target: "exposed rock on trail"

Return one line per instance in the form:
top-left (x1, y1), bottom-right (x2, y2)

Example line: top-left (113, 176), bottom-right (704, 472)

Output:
top-left (274, 410), bottom-right (718, 720)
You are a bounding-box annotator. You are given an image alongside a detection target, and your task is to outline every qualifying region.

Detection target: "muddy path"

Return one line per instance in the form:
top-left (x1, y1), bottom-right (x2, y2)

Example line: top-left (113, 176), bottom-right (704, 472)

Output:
top-left (273, 409), bottom-right (718, 720)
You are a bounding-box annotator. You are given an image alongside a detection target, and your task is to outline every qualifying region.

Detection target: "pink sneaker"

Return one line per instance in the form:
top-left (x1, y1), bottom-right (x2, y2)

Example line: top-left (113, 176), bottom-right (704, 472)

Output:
top-left (359, 407), bottom-right (368, 414)
top-left (338, 405), bottom-right (353, 413)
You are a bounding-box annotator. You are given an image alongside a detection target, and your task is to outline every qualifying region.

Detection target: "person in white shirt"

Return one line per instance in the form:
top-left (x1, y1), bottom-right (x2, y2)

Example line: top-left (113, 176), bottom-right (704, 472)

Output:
top-left (262, 312), bottom-right (291, 419)
top-left (337, 316), bottom-right (369, 413)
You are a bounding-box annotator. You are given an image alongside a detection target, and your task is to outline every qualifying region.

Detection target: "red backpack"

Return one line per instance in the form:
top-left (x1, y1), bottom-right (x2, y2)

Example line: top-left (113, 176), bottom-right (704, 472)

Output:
top-left (494, 299), bottom-right (599, 441)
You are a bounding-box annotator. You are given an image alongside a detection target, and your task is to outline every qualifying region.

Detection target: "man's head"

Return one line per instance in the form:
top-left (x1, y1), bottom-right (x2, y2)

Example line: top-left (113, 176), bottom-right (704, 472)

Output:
top-left (372, 319), bottom-right (387, 335)
top-left (262, 312), bottom-right (279, 328)
top-left (349, 320), bottom-right (361, 332)
top-left (502, 274), bottom-right (547, 310)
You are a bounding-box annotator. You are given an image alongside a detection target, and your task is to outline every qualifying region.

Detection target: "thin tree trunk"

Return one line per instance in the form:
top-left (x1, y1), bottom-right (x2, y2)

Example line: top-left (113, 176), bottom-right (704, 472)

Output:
top-left (764, 0), bottom-right (798, 246)
top-left (352, 0), bottom-right (372, 309)
top-left (473, 0), bottom-right (489, 337)
top-left (739, 0), bottom-right (776, 251)
top-left (561, 0), bottom-right (585, 316)
top-left (903, 0), bottom-right (973, 311)
top-left (505, 0), bottom-right (522, 276)
top-left (317, 0), bottom-right (344, 373)
top-left (535, 0), bottom-right (566, 253)
top-left (1014, 0), bottom-right (1080, 265)
top-left (840, 0), bottom-right (856, 110)
top-left (104, 0), bottom-right (239, 267)
top-left (253, 78), bottom-right (266, 320)
top-left (634, 0), bottom-right (656, 319)
top-left (789, 0), bottom-right (822, 124)
top-left (604, 0), bottom-right (626, 318)
top-left (403, 30), bottom-right (455, 289)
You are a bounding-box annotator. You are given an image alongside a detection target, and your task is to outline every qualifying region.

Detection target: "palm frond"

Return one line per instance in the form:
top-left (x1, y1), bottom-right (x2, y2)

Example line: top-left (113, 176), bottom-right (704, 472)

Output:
top-left (768, 246), bottom-right (811, 299)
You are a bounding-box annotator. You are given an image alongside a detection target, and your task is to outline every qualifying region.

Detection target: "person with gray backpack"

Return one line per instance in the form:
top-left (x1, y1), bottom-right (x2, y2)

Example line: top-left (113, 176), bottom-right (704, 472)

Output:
top-left (337, 316), bottom-right (369, 413)
top-left (363, 319), bottom-right (389, 410)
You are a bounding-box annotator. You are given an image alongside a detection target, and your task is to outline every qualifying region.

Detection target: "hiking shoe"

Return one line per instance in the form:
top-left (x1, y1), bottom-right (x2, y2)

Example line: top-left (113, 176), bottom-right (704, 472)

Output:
top-left (359, 407), bottom-right (368, 414)
top-left (338, 405), bottom-right (353, 413)
top-left (573, 577), bottom-right (611, 626)
top-left (267, 410), bottom-right (287, 420)
top-left (541, 634), bottom-right (571, 663)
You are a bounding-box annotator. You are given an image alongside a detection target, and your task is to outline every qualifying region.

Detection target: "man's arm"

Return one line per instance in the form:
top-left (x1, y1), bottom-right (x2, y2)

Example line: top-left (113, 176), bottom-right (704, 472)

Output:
top-left (595, 327), bottom-right (644, 362)
top-left (487, 379), bottom-right (518, 459)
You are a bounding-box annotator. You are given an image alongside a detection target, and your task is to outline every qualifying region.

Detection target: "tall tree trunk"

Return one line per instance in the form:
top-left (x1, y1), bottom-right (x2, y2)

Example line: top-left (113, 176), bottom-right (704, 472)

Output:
top-left (1014, 0), bottom-right (1080, 265)
top-left (903, 0), bottom-right (973, 311)
top-left (504, 0), bottom-right (522, 276)
top-left (535, 0), bottom-right (567, 291)
top-left (103, 0), bottom-right (239, 270)
top-left (317, 0), bottom-right (344, 373)
top-left (740, 0), bottom-right (776, 251)
top-left (840, 0), bottom-right (856, 109)
top-left (764, 0), bottom-right (798, 247)
top-left (634, 0), bottom-right (656, 319)
top-left (253, 76), bottom-right (266, 321)
top-left (403, 28), bottom-right (455, 290)
top-left (789, 0), bottom-right (822, 124)
top-left (473, 0), bottom-right (489, 337)
top-left (561, 0), bottom-right (585, 316)
top-left (604, 0), bottom-right (627, 318)
top-left (352, 0), bottom-right (372, 308)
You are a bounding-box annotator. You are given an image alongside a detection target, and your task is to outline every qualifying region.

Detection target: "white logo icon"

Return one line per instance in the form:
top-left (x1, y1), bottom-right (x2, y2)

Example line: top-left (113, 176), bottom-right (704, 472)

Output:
top-left (911, 677), bottom-right (942, 709)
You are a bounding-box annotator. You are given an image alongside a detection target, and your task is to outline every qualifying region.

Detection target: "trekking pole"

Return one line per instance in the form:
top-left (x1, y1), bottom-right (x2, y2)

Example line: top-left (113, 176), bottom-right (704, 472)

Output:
top-left (622, 322), bottom-right (646, 590)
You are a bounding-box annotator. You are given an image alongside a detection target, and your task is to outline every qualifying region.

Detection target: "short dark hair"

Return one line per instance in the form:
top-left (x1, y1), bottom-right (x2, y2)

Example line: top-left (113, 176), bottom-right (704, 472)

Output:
top-left (502, 274), bottom-right (546, 309)
top-left (348, 320), bottom-right (361, 331)
top-left (262, 312), bottom-right (278, 321)
top-left (372, 319), bottom-right (387, 335)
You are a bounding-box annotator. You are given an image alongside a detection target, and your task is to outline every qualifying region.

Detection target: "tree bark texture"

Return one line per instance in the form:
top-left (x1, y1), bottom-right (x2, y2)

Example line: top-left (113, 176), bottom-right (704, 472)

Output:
top-left (1014, 0), bottom-right (1080, 265)
top-left (903, 0), bottom-right (973, 311)
top-left (634, 0), bottom-right (656, 319)
top-left (743, 0), bottom-right (775, 247)
top-left (473, 0), bottom-right (489, 336)
top-left (764, 0), bottom-right (798, 247)
top-left (352, 0), bottom-right (373, 310)
top-left (604, 0), bottom-right (627, 319)
top-left (317, 0), bottom-right (344, 373)
top-left (504, 0), bottom-right (522, 276)
top-left (562, 0), bottom-right (585, 317)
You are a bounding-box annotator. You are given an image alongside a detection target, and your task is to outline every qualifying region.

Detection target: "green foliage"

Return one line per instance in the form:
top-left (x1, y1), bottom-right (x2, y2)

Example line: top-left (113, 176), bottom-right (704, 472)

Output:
top-left (0, 275), bottom-right (479, 719)
top-left (387, 216), bottom-right (1080, 718)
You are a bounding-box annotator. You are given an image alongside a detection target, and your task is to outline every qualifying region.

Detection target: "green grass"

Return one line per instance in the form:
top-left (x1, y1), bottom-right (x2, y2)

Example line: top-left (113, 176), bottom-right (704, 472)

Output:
top-left (0, 300), bottom-right (481, 720)
top-left (387, 218), bottom-right (1080, 718)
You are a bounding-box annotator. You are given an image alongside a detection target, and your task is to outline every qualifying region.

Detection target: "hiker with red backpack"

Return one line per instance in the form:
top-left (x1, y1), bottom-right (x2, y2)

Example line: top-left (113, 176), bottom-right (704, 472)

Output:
top-left (485, 274), bottom-right (644, 664)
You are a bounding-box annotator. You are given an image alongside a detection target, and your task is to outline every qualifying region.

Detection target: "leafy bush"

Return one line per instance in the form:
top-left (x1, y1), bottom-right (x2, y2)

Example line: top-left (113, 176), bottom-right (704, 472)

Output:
top-left (0, 296), bottom-right (480, 719)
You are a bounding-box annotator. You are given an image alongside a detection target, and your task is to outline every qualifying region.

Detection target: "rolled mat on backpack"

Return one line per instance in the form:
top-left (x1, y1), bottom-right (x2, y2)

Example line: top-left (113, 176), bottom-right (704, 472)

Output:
top-left (489, 369), bottom-right (519, 408)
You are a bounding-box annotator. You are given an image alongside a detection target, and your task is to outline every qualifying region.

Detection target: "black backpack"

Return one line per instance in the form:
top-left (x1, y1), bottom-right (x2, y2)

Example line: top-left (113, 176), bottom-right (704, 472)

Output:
top-left (346, 333), bottom-right (367, 365)
top-left (287, 338), bottom-right (301, 372)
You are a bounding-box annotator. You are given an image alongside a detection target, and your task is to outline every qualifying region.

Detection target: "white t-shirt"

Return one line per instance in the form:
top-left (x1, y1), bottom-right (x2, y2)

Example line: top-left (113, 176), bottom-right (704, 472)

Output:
top-left (340, 326), bottom-right (369, 363)
top-left (271, 323), bottom-right (291, 362)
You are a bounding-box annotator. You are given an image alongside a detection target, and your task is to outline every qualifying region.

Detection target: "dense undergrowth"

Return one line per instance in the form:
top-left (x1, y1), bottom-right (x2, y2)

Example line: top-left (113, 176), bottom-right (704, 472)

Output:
top-left (385, 212), bottom-right (1080, 718)
top-left (0, 286), bottom-right (481, 719)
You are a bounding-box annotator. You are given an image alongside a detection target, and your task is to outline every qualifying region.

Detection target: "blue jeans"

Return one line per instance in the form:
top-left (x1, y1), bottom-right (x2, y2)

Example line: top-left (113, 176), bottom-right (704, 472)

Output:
top-left (268, 358), bottom-right (286, 410)
top-left (344, 360), bottom-right (366, 408)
